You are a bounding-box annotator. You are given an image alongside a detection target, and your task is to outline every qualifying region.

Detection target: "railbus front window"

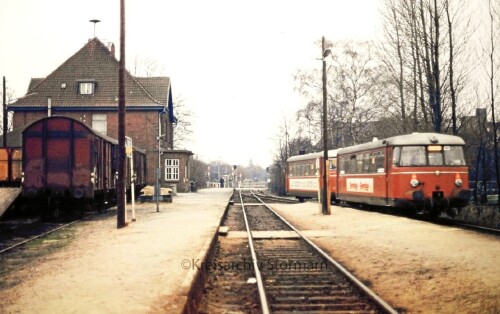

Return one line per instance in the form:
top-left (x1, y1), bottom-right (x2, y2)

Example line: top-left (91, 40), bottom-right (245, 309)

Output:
top-left (444, 146), bottom-right (466, 166)
top-left (399, 146), bottom-right (426, 166)
top-left (392, 147), bottom-right (401, 165)
top-left (397, 145), bottom-right (466, 167)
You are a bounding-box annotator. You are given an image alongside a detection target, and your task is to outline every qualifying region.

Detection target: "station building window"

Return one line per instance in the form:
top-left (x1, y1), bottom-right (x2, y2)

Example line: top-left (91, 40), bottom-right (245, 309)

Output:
top-left (165, 159), bottom-right (179, 181)
top-left (79, 82), bottom-right (95, 95)
top-left (92, 114), bottom-right (107, 134)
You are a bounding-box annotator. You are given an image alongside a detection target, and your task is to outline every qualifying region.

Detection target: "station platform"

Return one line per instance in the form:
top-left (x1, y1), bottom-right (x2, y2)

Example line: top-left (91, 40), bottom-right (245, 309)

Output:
top-left (0, 188), bottom-right (233, 314)
top-left (0, 187), bottom-right (21, 218)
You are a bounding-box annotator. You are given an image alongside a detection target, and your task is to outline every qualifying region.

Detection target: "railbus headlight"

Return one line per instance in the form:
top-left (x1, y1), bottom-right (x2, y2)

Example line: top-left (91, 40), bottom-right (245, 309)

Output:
top-left (410, 179), bottom-right (420, 188)
top-left (454, 173), bottom-right (463, 187)
top-left (410, 174), bottom-right (419, 188)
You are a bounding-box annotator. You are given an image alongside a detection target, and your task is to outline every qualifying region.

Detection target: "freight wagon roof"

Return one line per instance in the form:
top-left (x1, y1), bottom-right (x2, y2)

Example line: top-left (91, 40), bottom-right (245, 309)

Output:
top-left (338, 133), bottom-right (466, 155)
top-left (22, 116), bottom-right (146, 153)
top-left (287, 149), bottom-right (339, 163)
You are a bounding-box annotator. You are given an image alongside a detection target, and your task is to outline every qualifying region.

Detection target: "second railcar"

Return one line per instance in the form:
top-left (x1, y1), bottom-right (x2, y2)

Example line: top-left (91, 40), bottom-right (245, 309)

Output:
top-left (286, 149), bottom-right (339, 202)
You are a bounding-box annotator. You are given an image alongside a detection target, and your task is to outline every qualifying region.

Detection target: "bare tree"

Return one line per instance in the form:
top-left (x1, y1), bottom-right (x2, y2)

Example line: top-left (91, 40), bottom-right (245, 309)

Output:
top-left (327, 41), bottom-right (385, 145)
top-left (295, 40), bottom-right (385, 148)
top-left (270, 115), bottom-right (300, 195)
top-left (172, 96), bottom-right (193, 149)
top-left (189, 156), bottom-right (208, 190)
top-left (485, 0), bottom-right (500, 209)
top-left (131, 55), bottom-right (165, 77)
top-left (380, 0), bottom-right (476, 136)
top-left (130, 57), bottom-right (193, 149)
top-left (381, 0), bottom-right (408, 132)
top-left (0, 85), bottom-right (15, 138)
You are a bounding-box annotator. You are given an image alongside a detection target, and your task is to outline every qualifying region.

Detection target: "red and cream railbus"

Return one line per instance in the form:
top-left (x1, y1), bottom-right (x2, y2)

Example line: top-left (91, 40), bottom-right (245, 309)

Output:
top-left (286, 149), bottom-right (339, 202)
top-left (337, 133), bottom-right (470, 216)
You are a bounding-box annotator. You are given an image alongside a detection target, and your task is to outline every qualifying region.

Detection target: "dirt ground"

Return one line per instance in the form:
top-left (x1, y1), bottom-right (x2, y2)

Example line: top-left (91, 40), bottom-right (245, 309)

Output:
top-left (0, 189), bottom-right (232, 314)
top-left (271, 202), bottom-right (500, 314)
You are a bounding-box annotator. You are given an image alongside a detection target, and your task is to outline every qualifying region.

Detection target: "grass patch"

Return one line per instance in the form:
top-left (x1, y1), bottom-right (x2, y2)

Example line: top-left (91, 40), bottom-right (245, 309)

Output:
top-left (0, 226), bottom-right (76, 290)
top-left (457, 205), bottom-right (500, 229)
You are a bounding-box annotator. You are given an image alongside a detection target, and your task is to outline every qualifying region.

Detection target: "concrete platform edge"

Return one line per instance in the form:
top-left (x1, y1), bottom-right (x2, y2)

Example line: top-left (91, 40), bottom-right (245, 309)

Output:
top-left (169, 190), bottom-right (234, 314)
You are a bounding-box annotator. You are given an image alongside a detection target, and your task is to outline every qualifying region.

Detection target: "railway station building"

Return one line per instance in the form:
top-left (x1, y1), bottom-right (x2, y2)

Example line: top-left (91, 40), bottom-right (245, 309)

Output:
top-left (7, 37), bottom-right (193, 192)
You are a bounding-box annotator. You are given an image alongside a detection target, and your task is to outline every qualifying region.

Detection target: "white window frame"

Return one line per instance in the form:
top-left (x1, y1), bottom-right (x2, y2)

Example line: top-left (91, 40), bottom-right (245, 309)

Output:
top-left (165, 159), bottom-right (180, 181)
top-left (92, 114), bottom-right (107, 134)
top-left (79, 82), bottom-right (95, 95)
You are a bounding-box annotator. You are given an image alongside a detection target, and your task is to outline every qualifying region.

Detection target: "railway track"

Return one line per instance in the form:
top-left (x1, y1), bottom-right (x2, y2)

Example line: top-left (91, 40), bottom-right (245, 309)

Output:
top-left (0, 219), bottom-right (78, 255)
top-left (434, 216), bottom-right (500, 236)
top-left (247, 193), bottom-right (299, 204)
top-left (338, 200), bottom-right (500, 237)
top-left (199, 189), bottom-right (398, 313)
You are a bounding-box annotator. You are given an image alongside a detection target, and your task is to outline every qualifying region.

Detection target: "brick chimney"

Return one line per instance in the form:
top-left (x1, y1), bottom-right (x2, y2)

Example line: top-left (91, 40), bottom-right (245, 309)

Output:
top-left (110, 43), bottom-right (115, 58)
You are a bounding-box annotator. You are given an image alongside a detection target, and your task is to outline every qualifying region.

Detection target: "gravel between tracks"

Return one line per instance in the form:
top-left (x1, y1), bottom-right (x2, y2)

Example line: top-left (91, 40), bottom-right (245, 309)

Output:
top-left (270, 202), bottom-right (500, 314)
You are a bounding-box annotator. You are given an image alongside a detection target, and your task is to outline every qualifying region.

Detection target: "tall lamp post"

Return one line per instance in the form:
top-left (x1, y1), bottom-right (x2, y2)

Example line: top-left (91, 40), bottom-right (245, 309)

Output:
top-left (321, 36), bottom-right (331, 215)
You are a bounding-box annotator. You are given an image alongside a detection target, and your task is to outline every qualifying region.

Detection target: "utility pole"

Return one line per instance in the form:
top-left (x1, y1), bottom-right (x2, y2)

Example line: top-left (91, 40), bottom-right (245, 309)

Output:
top-left (321, 36), bottom-right (331, 215)
top-left (117, 0), bottom-right (127, 228)
top-left (2, 76), bottom-right (7, 148)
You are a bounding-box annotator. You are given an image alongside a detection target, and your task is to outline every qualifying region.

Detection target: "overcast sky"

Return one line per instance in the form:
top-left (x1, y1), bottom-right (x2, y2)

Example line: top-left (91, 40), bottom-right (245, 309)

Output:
top-left (0, 0), bottom-right (380, 167)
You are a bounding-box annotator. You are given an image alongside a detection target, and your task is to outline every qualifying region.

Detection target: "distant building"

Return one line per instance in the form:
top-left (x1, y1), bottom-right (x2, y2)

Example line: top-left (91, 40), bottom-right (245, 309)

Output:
top-left (8, 37), bottom-right (193, 192)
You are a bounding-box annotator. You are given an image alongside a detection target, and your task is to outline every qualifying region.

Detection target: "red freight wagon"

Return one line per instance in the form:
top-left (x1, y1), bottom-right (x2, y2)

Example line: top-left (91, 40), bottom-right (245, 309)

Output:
top-left (22, 116), bottom-right (146, 219)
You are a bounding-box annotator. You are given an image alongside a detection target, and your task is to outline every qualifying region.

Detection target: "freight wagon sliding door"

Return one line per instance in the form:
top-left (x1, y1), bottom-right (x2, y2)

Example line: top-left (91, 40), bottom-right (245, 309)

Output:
top-left (23, 122), bottom-right (45, 190)
top-left (45, 119), bottom-right (72, 192)
top-left (72, 122), bottom-right (91, 195)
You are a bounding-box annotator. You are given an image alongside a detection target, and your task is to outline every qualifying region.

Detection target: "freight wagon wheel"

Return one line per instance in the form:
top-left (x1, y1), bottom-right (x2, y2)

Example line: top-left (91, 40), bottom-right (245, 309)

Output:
top-left (446, 207), bottom-right (460, 218)
top-left (44, 197), bottom-right (60, 220)
top-left (82, 204), bottom-right (90, 218)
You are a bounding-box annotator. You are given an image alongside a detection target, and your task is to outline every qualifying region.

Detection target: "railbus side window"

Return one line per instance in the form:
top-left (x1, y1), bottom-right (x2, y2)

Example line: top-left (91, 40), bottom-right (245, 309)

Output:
top-left (348, 156), bottom-right (357, 174)
top-left (338, 157), bottom-right (345, 173)
top-left (362, 153), bottom-right (370, 173)
top-left (356, 154), bottom-right (363, 173)
top-left (375, 151), bottom-right (385, 172)
top-left (329, 158), bottom-right (337, 170)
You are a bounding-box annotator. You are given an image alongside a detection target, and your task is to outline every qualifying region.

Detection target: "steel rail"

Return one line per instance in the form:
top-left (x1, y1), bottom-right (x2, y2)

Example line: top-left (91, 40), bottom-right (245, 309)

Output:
top-left (435, 217), bottom-right (500, 236)
top-left (238, 190), bottom-right (270, 314)
top-left (250, 189), bottom-right (399, 314)
top-left (0, 220), bottom-right (79, 255)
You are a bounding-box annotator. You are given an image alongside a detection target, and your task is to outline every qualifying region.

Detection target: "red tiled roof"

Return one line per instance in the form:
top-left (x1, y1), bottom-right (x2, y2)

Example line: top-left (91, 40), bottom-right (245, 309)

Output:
top-left (12, 38), bottom-right (170, 108)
